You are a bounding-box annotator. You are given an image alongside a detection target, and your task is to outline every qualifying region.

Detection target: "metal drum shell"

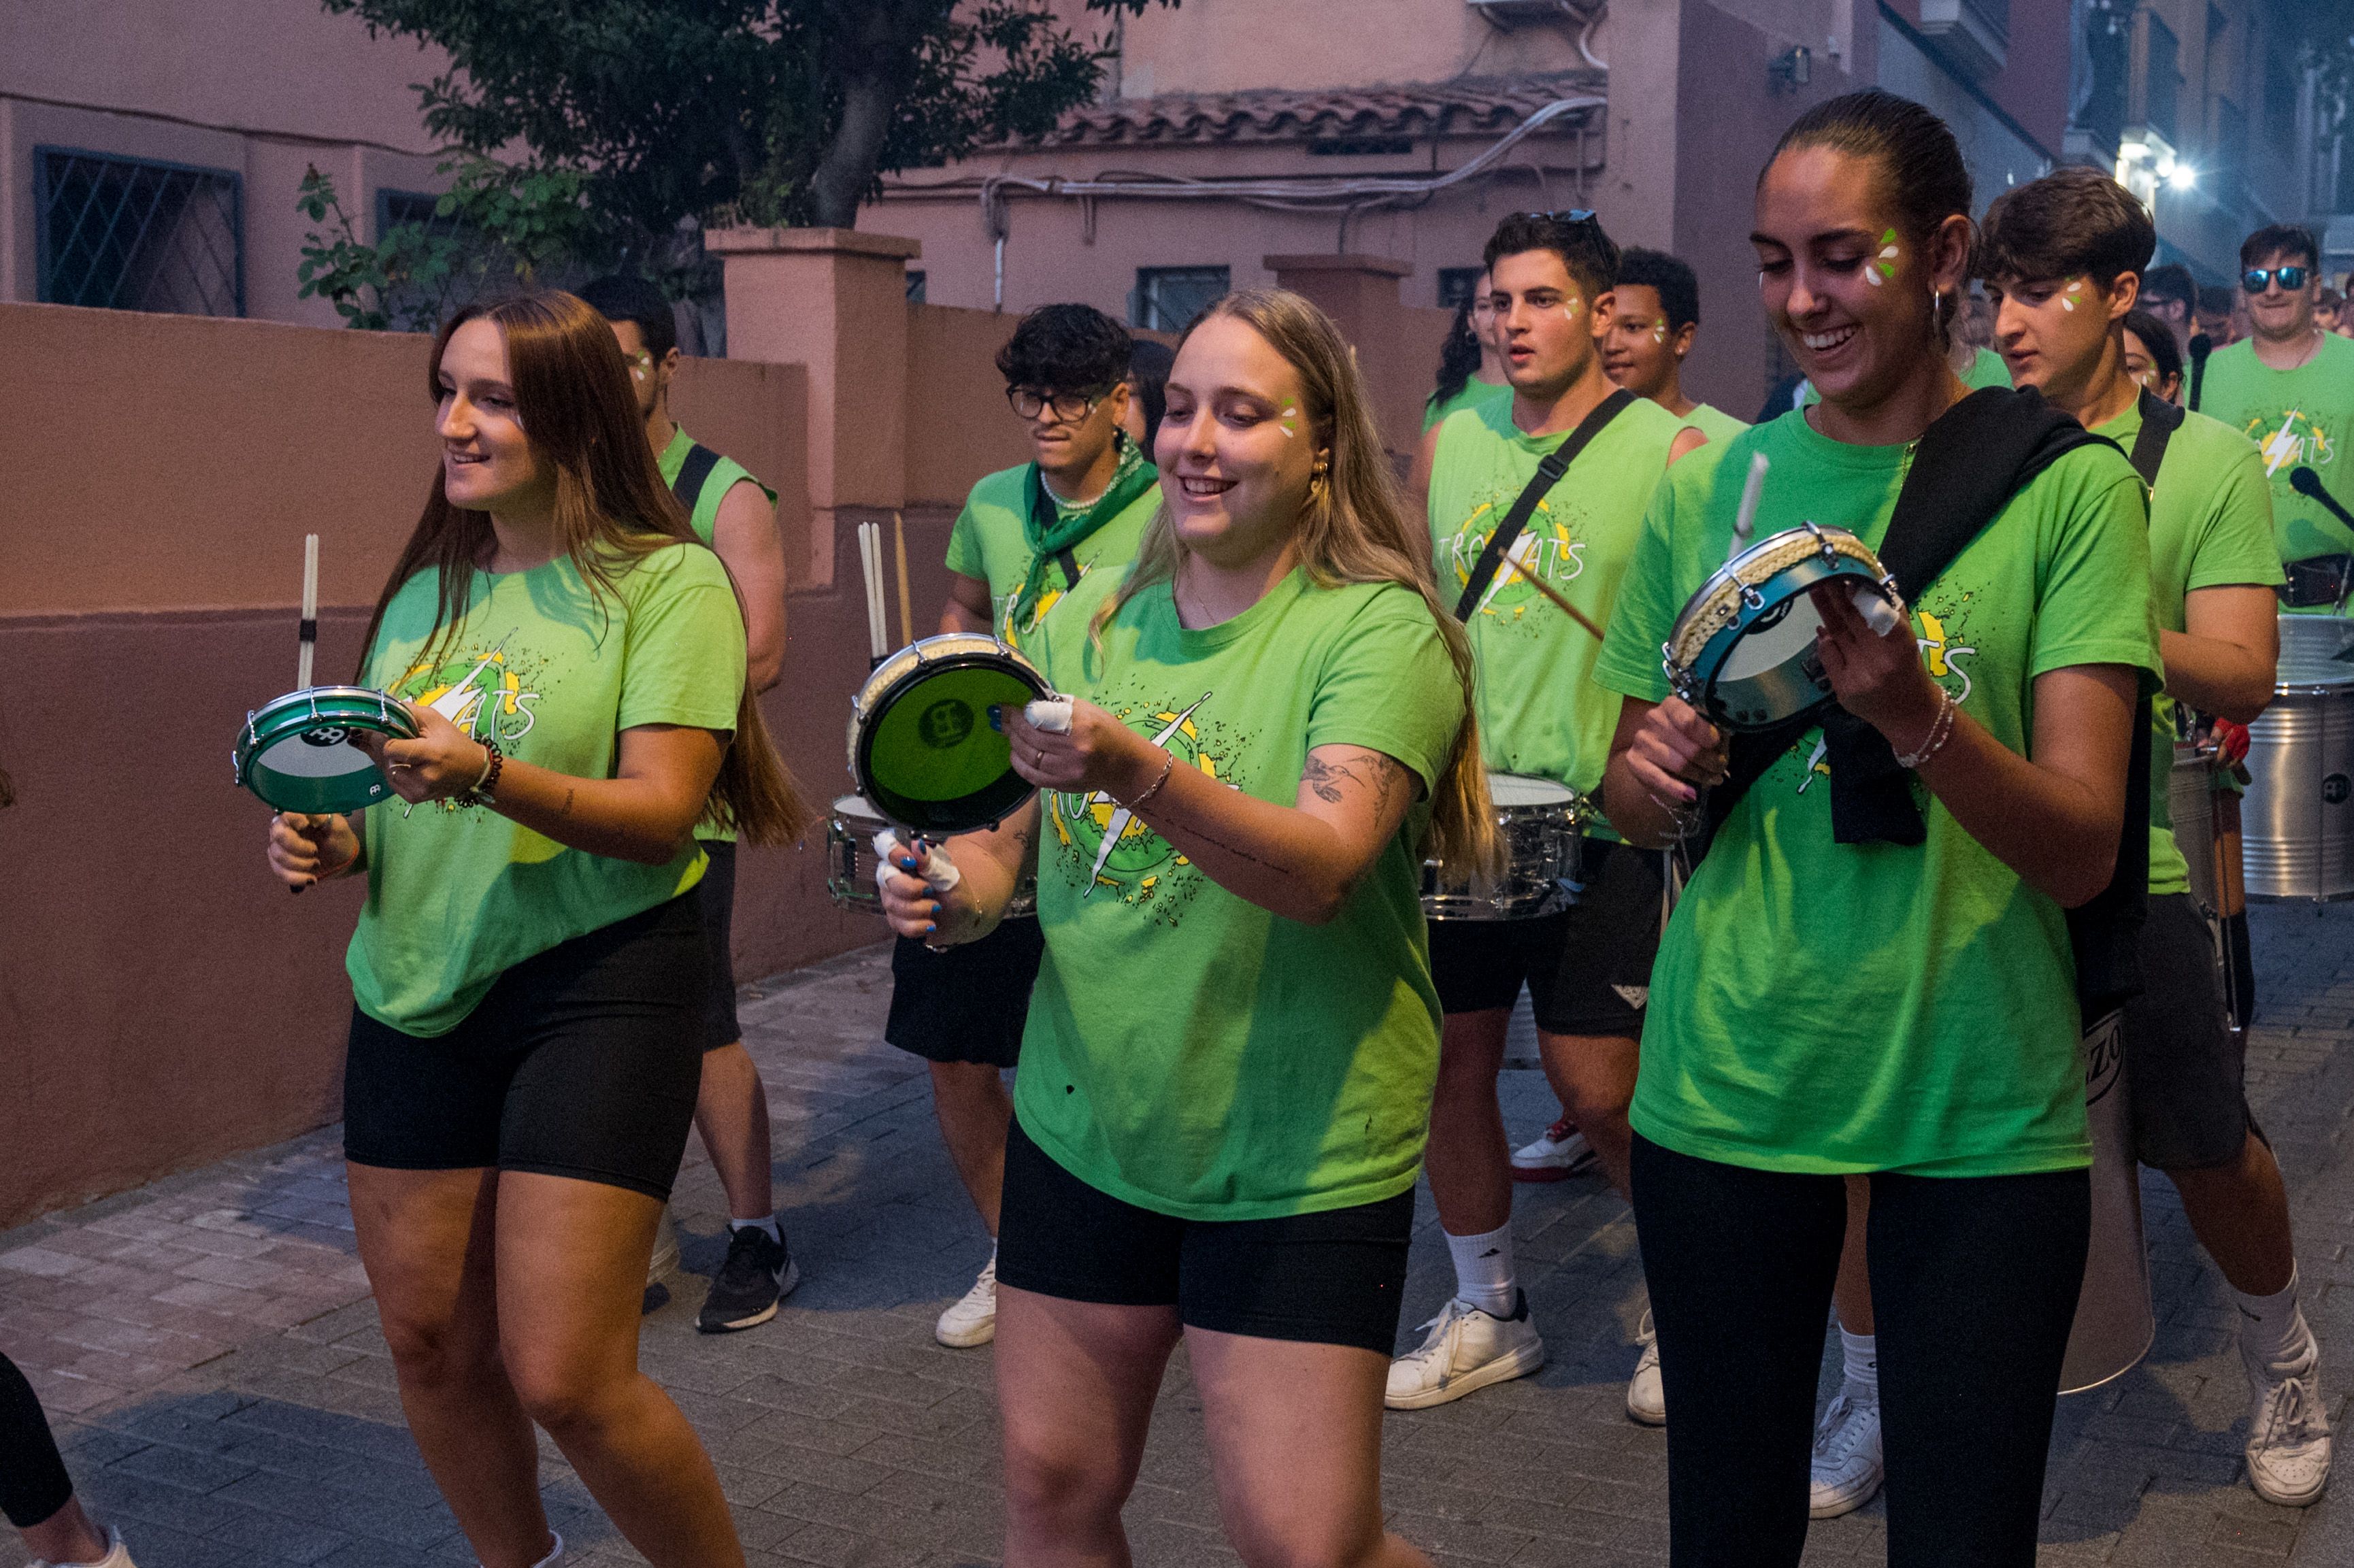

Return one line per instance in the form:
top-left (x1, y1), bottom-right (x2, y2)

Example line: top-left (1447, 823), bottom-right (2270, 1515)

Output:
top-left (234, 685), bottom-right (419, 815)
top-left (1662, 524), bottom-right (1895, 733)
top-left (825, 793), bottom-right (1040, 920)
top-left (1422, 773), bottom-right (1590, 920)
top-left (2059, 1007), bottom-right (2155, 1394)
top-left (2168, 742), bottom-right (2222, 915)
top-left (847, 634), bottom-right (1051, 837)
top-left (2242, 616), bottom-right (2354, 901)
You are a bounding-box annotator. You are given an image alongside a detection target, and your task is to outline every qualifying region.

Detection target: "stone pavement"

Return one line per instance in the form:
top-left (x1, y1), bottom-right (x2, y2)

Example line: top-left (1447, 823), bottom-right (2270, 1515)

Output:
top-left (3, 904), bottom-right (2353, 1568)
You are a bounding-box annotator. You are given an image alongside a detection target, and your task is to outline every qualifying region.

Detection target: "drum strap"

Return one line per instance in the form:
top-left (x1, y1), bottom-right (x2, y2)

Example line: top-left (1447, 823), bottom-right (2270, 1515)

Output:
top-left (671, 443), bottom-right (724, 515)
top-left (1701, 386), bottom-right (2153, 1015)
top-left (2125, 387), bottom-right (2183, 491)
top-left (1453, 389), bottom-right (1634, 621)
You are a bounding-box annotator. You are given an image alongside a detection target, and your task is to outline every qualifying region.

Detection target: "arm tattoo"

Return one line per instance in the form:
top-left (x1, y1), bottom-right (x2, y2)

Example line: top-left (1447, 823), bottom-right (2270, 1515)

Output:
top-left (1302, 750), bottom-right (1407, 812)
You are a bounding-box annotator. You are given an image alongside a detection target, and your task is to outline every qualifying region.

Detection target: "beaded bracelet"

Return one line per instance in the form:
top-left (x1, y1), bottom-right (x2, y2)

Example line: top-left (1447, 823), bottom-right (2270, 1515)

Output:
top-left (1895, 688), bottom-right (1957, 771)
top-left (460, 737), bottom-right (504, 807)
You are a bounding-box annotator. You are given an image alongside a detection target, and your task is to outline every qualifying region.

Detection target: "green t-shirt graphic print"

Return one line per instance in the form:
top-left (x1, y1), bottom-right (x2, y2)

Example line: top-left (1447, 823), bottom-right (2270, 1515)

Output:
top-left (2199, 332), bottom-right (2354, 584)
top-left (348, 544), bottom-right (747, 1036)
top-left (1593, 414), bottom-right (2161, 1178)
top-left (944, 454), bottom-right (1159, 650)
top-left (1014, 569), bottom-right (1466, 1221)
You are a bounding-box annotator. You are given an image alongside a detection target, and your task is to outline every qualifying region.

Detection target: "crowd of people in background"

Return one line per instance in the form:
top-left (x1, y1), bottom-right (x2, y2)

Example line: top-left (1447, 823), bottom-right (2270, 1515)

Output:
top-left (9, 83), bottom-right (2354, 1568)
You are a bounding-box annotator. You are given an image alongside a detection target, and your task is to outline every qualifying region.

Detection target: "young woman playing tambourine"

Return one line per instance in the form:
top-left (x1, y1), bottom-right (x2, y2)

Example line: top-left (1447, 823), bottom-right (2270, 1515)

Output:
top-left (265, 291), bottom-right (806, 1568)
top-left (1590, 92), bottom-right (2161, 1564)
top-left (880, 288), bottom-right (1496, 1568)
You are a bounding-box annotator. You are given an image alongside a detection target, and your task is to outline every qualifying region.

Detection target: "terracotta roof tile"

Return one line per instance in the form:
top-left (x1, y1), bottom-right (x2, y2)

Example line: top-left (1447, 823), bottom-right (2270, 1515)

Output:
top-left (1012, 71), bottom-right (1604, 148)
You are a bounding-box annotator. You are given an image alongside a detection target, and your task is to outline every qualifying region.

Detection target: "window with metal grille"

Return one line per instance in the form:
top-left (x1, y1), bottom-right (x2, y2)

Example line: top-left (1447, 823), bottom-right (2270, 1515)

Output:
top-left (1438, 267), bottom-right (1486, 310)
top-left (906, 269), bottom-right (927, 303)
top-left (36, 147), bottom-right (243, 316)
top-left (1131, 266), bottom-right (1229, 332)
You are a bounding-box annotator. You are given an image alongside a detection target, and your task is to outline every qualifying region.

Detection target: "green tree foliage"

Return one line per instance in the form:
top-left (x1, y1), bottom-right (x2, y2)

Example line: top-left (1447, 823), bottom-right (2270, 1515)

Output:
top-left (296, 156), bottom-right (597, 331)
top-left (320, 0), bottom-right (1171, 240)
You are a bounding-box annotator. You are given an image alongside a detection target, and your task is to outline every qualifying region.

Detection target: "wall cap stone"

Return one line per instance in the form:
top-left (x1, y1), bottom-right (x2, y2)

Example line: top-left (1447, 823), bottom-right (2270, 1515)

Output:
top-left (708, 226), bottom-right (923, 260)
top-left (1262, 252), bottom-right (1413, 277)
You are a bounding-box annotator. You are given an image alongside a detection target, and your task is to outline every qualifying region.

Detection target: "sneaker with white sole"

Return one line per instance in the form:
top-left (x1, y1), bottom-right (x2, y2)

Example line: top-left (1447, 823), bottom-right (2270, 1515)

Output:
top-left (1625, 1309), bottom-right (1665, 1425)
top-left (1386, 1291), bottom-right (1545, 1409)
top-left (29, 1525), bottom-right (135, 1568)
top-left (1511, 1118), bottom-right (1599, 1183)
top-left (936, 1253), bottom-right (998, 1348)
top-left (1808, 1392), bottom-right (1884, 1518)
top-left (2243, 1335), bottom-right (2332, 1506)
top-left (697, 1226), bottom-right (799, 1333)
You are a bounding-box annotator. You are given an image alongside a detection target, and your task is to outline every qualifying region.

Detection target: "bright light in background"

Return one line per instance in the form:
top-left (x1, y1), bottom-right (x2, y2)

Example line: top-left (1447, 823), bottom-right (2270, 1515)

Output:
top-left (2168, 163), bottom-right (2198, 190)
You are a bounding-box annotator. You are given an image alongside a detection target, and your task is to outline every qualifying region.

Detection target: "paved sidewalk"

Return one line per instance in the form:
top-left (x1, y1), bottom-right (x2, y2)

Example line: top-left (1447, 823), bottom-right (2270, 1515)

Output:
top-left (3, 904), bottom-right (2351, 1568)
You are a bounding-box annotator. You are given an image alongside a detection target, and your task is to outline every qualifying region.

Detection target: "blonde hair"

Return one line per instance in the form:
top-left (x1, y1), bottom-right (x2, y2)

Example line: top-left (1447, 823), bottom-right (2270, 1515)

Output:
top-left (1093, 288), bottom-right (1499, 875)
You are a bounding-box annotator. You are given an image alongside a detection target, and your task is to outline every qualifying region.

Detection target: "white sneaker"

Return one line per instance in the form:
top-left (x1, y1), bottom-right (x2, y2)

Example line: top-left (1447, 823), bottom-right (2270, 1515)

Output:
top-left (1386, 1292), bottom-right (1546, 1409)
top-left (1808, 1392), bottom-right (1884, 1518)
top-left (2243, 1335), bottom-right (2332, 1506)
top-left (935, 1254), bottom-right (998, 1348)
top-left (1511, 1118), bottom-right (1599, 1183)
top-left (30, 1525), bottom-right (134, 1568)
top-left (1625, 1309), bottom-right (1665, 1426)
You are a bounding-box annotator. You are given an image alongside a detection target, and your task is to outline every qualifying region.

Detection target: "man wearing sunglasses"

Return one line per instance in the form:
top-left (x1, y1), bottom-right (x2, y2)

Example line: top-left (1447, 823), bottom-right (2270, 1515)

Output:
top-left (2199, 224), bottom-right (2354, 607)
top-left (898, 302), bottom-right (1160, 1350)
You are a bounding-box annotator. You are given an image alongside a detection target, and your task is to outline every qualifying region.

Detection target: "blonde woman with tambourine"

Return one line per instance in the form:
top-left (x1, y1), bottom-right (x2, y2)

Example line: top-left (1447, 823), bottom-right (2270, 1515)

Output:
top-left (880, 290), bottom-right (1494, 1568)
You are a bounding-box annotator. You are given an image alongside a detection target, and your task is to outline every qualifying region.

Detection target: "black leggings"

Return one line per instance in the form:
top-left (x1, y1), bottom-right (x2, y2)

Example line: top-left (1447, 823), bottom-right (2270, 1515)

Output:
top-left (1, 1352), bottom-right (73, 1530)
top-left (1630, 1135), bottom-right (2090, 1567)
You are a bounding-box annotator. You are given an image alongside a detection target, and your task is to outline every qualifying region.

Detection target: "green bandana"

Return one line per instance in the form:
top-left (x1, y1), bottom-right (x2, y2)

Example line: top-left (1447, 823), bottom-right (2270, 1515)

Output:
top-left (1012, 438), bottom-right (1159, 637)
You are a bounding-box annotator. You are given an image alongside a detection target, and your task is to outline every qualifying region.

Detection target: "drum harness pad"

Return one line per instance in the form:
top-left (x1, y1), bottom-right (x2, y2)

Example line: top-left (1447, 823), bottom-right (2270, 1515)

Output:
top-left (1452, 390), bottom-right (1634, 621)
top-left (1695, 386), bottom-right (2172, 1020)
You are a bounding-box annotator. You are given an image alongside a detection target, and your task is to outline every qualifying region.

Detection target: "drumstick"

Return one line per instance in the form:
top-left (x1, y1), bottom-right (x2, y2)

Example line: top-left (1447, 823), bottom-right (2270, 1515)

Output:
top-left (857, 521), bottom-right (887, 661)
top-left (298, 533), bottom-right (319, 689)
top-left (1502, 556), bottom-right (1608, 642)
top-left (1727, 452), bottom-right (1768, 564)
top-left (893, 512), bottom-right (914, 648)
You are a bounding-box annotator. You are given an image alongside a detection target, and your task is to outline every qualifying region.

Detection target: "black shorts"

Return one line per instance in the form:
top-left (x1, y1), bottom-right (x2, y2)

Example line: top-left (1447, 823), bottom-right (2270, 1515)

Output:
top-left (342, 894), bottom-right (708, 1201)
top-left (696, 839), bottom-right (741, 1050)
top-left (885, 918), bottom-right (1044, 1068)
top-left (995, 1120), bottom-right (1414, 1354)
top-left (1428, 837), bottom-right (1668, 1035)
top-left (2126, 893), bottom-right (2255, 1170)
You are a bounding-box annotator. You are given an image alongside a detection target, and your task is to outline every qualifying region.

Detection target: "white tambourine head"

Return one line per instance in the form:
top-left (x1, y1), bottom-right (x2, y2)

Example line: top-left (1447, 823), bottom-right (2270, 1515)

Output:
top-left (1025, 697), bottom-right (1074, 734)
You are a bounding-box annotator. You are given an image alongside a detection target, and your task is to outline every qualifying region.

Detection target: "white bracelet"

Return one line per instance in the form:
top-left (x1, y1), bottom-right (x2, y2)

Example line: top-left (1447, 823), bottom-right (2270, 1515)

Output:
top-left (1895, 687), bottom-right (1957, 770)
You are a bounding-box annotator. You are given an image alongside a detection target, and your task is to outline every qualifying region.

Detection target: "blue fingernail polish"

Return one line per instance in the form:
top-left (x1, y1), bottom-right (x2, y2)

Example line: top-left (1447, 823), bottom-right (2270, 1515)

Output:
top-left (987, 707), bottom-right (1003, 731)
top-left (925, 922), bottom-right (937, 934)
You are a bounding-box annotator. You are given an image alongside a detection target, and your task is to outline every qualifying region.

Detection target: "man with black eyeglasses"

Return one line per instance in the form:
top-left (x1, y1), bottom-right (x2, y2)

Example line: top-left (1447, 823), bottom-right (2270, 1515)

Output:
top-left (2200, 224), bottom-right (2354, 610)
top-left (895, 302), bottom-right (1160, 1349)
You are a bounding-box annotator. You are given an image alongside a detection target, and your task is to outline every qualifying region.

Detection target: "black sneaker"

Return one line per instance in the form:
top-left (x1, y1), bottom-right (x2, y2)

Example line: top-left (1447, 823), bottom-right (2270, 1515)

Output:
top-left (697, 1225), bottom-right (799, 1333)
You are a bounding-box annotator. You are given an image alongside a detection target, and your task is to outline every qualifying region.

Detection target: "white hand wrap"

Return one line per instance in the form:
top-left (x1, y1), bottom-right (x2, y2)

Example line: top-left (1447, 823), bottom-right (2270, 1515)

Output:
top-left (874, 831), bottom-right (961, 895)
top-left (1855, 586), bottom-right (1904, 637)
top-left (1023, 696), bottom-right (1074, 734)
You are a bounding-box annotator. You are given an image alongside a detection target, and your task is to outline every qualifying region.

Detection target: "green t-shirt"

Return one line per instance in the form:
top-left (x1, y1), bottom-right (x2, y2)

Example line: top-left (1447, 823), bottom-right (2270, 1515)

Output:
top-left (1800, 348), bottom-right (2008, 407)
top-left (1423, 375), bottom-right (1512, 432)
top-left (1592, 414), bottom-right (2161, 1178)
top-left (348, 544), bottom-right (747, 1036)
top-left (1427, 393), bottom-right (1687, 820)
top-left (2092, 400), bottom-right (2283, 896)
top-left (1014, 568), bottom-right (1467, 1220)
top-left (1681, 403), bottom-right (1749, 446)
top-left (656, 425), bottom-right (772, 844)
top-left (944, 454), bottom-right (1159, 649)
top-left (2198, 333), bottom-right (2354, 586)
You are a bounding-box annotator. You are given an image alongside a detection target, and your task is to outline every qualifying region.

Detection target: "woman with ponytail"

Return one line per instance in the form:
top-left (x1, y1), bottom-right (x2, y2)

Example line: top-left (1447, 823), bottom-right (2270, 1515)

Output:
top-left (880, 288), bottom-right (1494, 1568)
top-left (263, 291), bottom-right (807, 1568)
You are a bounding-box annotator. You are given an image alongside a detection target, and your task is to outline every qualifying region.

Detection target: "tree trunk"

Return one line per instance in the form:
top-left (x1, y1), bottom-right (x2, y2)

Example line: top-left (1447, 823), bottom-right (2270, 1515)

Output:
top-left (808, 69), bottom-right (898, 229)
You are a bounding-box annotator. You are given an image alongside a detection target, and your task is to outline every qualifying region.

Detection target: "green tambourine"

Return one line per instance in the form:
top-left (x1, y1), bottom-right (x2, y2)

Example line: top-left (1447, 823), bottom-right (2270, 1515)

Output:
top-left (848, 634), bottom-right (1053, 835)
top-left (234, 686), bottom-right (418, 814)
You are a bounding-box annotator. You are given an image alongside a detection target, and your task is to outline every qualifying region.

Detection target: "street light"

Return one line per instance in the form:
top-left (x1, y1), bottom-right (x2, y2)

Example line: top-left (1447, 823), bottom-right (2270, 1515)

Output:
top-left (2168, 163), bottom-right (2198, 190)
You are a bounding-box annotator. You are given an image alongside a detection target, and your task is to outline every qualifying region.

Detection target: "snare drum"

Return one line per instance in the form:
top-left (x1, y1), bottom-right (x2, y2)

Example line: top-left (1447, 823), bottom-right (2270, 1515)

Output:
top-left (1422, 772), bottom-right (1589, 920)
top-left (233, 686), bottom-right (419, 814)
top-left (848, 634), bottom-right (1053, 836)
top-left (1664, 524), bottom-right (1900, 731)
top-left (827, 793), bottom-right (1042, 918)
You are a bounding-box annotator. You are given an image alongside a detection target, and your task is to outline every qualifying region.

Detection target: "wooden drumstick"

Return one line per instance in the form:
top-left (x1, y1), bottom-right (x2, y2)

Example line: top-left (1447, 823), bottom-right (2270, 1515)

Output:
top-left (298, 533), bottom-right (319, 688)
top-left (1501, 556), bottom-right (1608, 642)
top-left (893, 512), bottom-right (914, 648)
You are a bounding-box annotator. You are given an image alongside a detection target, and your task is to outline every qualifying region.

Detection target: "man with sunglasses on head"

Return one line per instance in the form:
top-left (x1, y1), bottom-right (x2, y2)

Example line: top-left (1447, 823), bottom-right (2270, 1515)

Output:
top-left (898, 302), bottom-right (1160, 1349)
top-left (1392, 209), bottom-right (1705, 1416)
top-left (2200, 225), bottom-right (2354, 612)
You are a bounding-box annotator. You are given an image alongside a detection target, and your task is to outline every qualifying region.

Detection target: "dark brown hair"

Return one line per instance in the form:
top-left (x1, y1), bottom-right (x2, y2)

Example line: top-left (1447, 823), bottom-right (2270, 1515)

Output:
top-left (1482, 212), bottom-right (1619, 305)
top-left (1979, 167), bottom-right (2155, 290)
top-left (2241, 223), bottom-right (2320, 273)
top-left (358, 290), bottom-right (812, 846)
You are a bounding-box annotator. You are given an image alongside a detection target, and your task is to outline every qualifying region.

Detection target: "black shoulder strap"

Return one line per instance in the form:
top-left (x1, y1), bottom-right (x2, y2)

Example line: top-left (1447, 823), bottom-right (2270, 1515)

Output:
top-left (2127, 387), bottom-right (2183, 492)
top-left (671, 443), bottom-right (724, 513)
top-left (1453, 389), bottom-right (1634, 621)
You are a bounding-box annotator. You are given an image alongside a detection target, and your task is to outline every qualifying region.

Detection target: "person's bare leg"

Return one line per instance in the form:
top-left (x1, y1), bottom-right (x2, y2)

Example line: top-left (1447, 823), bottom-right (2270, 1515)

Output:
top-left (931, 1060), bottom-right (1013, 1235)
top-left (495, 1173), bottom-right (745, 1568)
top-left (995, 1286), bottom-right (1180, 1568)
top-left (347, 1163), bottom-right (552, 1568)
top-left (18, 1497), bottom-right (110, 1564)
top-left (1833, 1175), bottom-right (1875, 1333)
top-left (1424, 1010), bottom-right (1512, 1236)
top-left (1189, 1328), bottom-right (1433, 1568)
top-left (693, 1043), bottom-right (774, 1223)
top-left (2168, 1130), bottom-right (2296, 1296)
top-left (1537, 1030), bottom-right (1638, 1199)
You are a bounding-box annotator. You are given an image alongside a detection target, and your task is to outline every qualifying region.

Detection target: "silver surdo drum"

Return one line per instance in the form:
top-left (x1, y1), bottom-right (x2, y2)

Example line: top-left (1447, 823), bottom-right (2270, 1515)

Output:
top-left (1421, 772), bottom-right (1590, 920)
top-left (2241, 615), bottom-right (2354, 901)
top-left (823, 793), bottom-right (1037, 919)
top-left (2059, 1006), bottom-right (2155, 1393)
